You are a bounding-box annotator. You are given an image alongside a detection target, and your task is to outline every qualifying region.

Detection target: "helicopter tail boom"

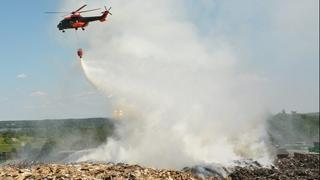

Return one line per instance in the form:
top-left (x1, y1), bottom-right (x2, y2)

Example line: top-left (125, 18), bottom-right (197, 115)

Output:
top-left (100, 7), bottom-right (112, 22)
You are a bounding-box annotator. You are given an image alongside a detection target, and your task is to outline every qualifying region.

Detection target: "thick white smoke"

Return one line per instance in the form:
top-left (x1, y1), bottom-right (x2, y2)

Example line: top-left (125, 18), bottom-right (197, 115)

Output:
top-left (61, 0), bottom-right (271, 169)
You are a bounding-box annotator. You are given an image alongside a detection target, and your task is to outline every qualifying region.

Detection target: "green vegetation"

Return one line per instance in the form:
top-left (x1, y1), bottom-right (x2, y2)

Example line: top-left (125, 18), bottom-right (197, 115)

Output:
top-left (0, 118), bottom-right (114, 163)
top-left (308, 147), bottom-right (320, 153)
top-left (267, 112), bottom-right (319, 151)
top-left (1, 113), bottom-right (318, 163)
top-left (0, 144), bottom-right (12, 152)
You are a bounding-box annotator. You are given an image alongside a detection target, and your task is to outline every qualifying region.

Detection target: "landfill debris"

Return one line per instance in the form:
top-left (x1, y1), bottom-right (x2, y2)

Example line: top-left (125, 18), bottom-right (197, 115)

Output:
top-left (0, 153), bottom-right (318, 179)
top-left (0, 162), bottom-right (201, 180)
top-left (228, 153), bottom-right (319, 179)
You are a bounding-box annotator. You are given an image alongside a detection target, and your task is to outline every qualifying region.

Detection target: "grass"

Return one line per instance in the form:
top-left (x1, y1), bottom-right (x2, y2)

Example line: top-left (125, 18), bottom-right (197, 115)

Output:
top-left (0, 144), bottom-right (12, 152)
top-left (0, 134), bottom-right (47, 150)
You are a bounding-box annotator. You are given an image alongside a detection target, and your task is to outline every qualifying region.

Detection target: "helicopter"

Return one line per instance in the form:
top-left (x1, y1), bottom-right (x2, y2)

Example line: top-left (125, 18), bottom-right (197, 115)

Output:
top-left (46, 5), bottom-right (112, 32)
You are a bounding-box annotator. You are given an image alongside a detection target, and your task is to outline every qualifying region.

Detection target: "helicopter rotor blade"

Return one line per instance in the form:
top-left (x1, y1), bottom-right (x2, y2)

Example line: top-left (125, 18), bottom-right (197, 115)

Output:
top-left (78, 8), bottom-right (101, 13)
top-left (108, 7), bottom-right (112, 15)
top-left (46, 4), bottom-right (109, 16)
top-left (45, 12), bottom-right (69, 14)
top-left (74, 4), bottom-right (87, 13)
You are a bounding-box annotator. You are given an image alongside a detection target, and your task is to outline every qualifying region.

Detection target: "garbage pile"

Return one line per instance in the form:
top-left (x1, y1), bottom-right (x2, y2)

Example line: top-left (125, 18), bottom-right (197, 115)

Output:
top-left (0, 153), bottom-right (318, 179)
top-left (0, 163), bottom-right (203, 180)
top-left (228, 153), bottom-right (319, 179)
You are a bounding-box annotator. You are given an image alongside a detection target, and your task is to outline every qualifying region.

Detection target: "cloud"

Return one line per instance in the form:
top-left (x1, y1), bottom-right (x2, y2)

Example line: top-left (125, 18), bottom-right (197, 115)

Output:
top-left (73, 91), bottom-right (97, 98)
top-left (29, 91), bottom-right (48, 97)
top-left (16, 73), bottom-right (28, 79)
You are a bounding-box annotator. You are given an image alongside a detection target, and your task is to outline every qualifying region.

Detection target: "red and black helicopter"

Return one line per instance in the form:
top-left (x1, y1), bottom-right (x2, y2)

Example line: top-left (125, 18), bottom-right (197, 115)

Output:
top-left (46, 5), bottom-right (112, 32)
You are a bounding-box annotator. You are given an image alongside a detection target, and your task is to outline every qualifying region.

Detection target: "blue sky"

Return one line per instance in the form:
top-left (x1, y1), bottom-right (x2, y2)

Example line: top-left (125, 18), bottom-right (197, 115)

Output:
top-left (0, 1), bottom-right (111, 120)
top-left (0, 0), bottom-right (319, 120)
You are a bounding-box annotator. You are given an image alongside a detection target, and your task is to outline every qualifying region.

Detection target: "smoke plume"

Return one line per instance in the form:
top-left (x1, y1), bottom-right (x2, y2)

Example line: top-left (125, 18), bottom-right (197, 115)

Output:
top-left (61, 0), bottom-right (271, 169)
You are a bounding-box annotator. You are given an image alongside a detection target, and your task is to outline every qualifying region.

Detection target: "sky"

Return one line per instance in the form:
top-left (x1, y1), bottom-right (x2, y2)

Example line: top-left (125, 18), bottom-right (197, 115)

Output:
top-left (0, 0), bottom-right (319, 120)
top-left (0, 1), bottom-right (111, 120)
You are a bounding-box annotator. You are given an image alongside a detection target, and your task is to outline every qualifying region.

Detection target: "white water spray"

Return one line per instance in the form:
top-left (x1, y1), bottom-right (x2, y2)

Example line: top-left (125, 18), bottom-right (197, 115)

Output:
top-left (64, 0), bottom-right (272, 169)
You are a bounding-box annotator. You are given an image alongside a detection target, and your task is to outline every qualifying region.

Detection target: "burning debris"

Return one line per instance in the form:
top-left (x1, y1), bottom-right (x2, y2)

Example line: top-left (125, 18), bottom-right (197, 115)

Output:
top-left (1, 153), bottom-right (319, 179)
top-left (183, 164), bottom-right (229, 180)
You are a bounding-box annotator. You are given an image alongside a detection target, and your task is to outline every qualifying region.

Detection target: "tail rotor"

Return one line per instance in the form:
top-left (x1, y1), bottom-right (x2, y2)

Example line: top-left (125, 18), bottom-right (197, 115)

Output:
top-left (103, 6), bottom-right (112, 15)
